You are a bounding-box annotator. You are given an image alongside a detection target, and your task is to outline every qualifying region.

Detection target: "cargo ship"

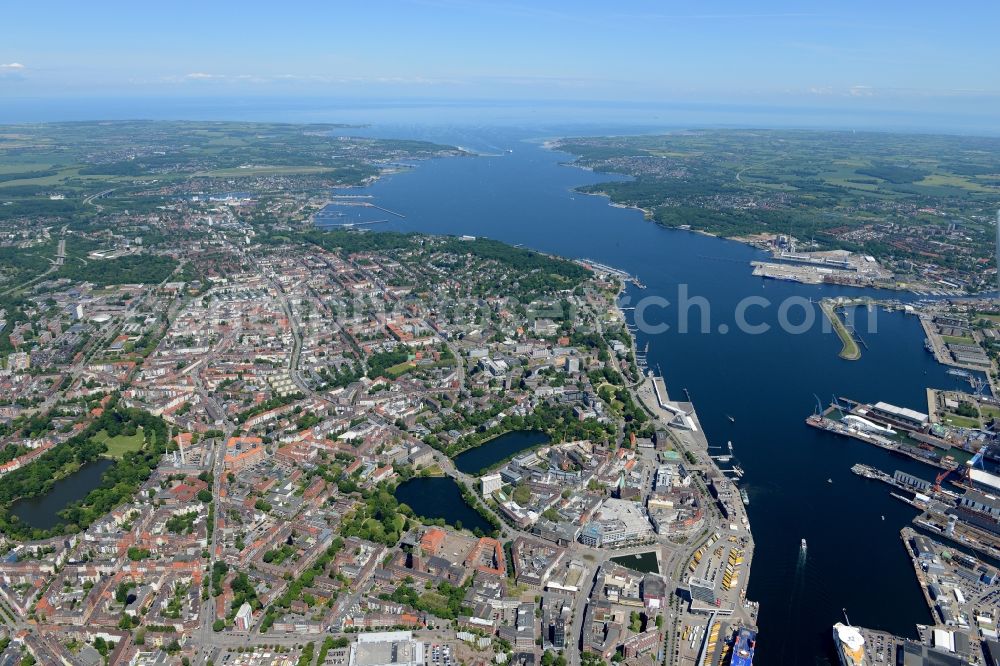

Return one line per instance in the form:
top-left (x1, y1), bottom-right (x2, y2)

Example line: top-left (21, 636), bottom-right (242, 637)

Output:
top-left (730, 627), bottom-right (756, 666)
top-left (832, 622), bottom-right (866, 666)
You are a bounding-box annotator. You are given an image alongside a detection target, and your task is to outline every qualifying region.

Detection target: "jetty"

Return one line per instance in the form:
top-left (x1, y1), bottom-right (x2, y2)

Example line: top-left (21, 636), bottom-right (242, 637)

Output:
top-left (820, 298), bottom-right (862, 361)
top-left (576, 258), bottom-right (644, 288)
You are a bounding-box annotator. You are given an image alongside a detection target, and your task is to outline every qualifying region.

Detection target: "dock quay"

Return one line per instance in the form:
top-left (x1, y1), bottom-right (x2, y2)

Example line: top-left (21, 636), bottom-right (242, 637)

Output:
top-left (808, 398), bottom-right (960, 471)
top-left (750, 260), bottom-right (825, 284)
top-left (808, 413), bottom-right (955, 471)
top-left (900, 526), bottom-right (999, 662)
top-left (890, 492), bottom-right (928, 510)
top-left (824, 528), bottom-right (1000, 666)
top-left (913, 509), bottom-right (1000, 562)
top-left (631, 374), bottom-right (758, 648)
top-left (648, 373), bottom-right (697, 431)
top-left (850, 463), bottom-right (959, 502)
top-left (819, 298), bottom-right (863, 360)
top-left (366, 202), bottom-right (406, 218)
top-left (617, 273), bottom-right (757, 662)
top-left (315, 198), bottom-right (407, 219)
top-left (577, 258), bottom-right (645, 287)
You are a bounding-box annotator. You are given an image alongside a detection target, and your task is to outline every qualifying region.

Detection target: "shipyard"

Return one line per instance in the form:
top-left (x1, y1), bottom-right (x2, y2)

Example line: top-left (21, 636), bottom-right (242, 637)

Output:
top-left (807, 397), bottom-right (961, 471)
top-left (804, 290), bottom-right (1000, 665)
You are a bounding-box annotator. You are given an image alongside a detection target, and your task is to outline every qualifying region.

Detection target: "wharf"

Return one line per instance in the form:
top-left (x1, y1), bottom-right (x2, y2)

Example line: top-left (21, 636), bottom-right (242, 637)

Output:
top-left (577, 258), bottom-right (645, 288)
top-left (646, 374), bottom-right (697, 431)
top-left (808, 413), bottom-right (954, 471)
top-left (819, 298), bottom-right (863, 361)
top-left (900, 526), bottom-right (998, 661)
top-left (750, 260), bottom-right (824, 284)
top-left (913, 509), bottom-right (1000, 561)
top-left (850, 463), bottom-right (958, 504)
top-left (620, 283), bottom-right (758, 655)
top-left (633, 374), bottom-right (758, 637)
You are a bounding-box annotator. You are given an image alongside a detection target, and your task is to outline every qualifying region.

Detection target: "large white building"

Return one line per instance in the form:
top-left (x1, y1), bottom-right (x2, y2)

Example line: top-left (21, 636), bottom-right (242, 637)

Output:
top-left (481, 472), bottom-right (503, 498)
top-left (349, 631), bottom-right (426, 666)
top-left (579, 498), bottom-right (654, 548)
top-left (234, 602), bottom-right (253, 631)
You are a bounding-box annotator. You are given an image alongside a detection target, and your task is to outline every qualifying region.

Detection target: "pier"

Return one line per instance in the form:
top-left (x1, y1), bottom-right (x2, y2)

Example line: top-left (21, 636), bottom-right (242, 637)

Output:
top-left (366, 202), bottom-right (406, 218)
top-left (316, 198), bottom-right (408, 220)
top-left (318, 219), bottom-right (389, 228)
top-left (649, 374), bottom-right (697, 431)
top-left (577, 258), bottom-right (645, 288)
top-left (820, 298), bottom-right (862, 361)
top-left (807, 408), bottom-right (956, 471)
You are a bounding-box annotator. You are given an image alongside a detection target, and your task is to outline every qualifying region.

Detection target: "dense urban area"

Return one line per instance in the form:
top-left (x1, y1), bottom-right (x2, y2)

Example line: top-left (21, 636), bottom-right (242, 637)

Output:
top-left (1, 121), bottom-right (1000, 666)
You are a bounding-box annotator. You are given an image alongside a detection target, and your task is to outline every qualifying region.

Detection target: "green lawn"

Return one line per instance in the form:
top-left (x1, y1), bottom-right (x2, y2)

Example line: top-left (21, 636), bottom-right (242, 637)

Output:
top-left (941, 335), bottom-right (976, 346)
top-left (386, 360), bottom-right (417, 378)
top-left (942, 414), bottom-right (981, 429)
top-left (93, 428), bottom-right (145, 458)
top-left (821, 301), bottom-right (861, 361)
top-left (980, 405), bottom-right (1000, 420)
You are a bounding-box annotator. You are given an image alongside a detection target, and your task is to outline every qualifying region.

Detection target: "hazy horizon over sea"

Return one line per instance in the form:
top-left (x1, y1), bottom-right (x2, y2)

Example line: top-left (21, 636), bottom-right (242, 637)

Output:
top-left (2, 96), bottom-right (999, 137)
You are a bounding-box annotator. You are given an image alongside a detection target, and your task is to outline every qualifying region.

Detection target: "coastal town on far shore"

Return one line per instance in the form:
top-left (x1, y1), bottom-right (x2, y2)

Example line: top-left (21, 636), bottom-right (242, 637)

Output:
top-left (1, 121), bottom-right (1000, 666)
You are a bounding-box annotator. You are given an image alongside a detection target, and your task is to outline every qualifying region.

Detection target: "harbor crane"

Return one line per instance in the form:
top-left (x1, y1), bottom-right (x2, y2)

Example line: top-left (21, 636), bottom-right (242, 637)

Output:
top-left (934, 447), bottom-right (986, 492)
top-left (830, 395), bottom-right (847, 418)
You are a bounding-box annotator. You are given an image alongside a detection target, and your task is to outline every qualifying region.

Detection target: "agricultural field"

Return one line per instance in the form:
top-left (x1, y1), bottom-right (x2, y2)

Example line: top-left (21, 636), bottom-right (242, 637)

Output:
top-left (0, 120), bottom-right (463, 225)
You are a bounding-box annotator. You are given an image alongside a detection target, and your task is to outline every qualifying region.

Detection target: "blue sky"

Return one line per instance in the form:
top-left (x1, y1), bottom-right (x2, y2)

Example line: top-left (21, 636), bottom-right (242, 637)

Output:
top-left (1, 0), bottom-right (997, 115)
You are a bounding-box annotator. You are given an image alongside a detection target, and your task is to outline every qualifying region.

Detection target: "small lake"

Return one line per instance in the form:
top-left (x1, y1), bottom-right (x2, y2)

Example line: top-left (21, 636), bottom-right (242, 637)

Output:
top-left (452, 430), bottom-right (550, 475)
top-left (10, 458), bottom-right (115, 530)
top-left (612, 551), bottom-right (660, 574)
top-left (394, 476), bottom-right (492, 534)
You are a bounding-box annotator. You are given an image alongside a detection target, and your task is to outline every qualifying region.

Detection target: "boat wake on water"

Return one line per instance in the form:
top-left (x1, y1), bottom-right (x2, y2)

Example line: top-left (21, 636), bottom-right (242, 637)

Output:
top-left (780, 539), bottom-right (809, 663)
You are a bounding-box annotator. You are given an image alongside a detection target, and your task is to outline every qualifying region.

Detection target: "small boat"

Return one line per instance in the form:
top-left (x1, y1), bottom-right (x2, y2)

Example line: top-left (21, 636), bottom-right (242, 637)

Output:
top-left (881, 515), bottom-right (885, 520)
top-left (727, 415), bottom-right (735, 423)
top-left (827, 478), bottom-right (833, 484)
top-left (800, 538), bottom-right (807, 551)
top-left (740, 488), bottom-right (750, 506)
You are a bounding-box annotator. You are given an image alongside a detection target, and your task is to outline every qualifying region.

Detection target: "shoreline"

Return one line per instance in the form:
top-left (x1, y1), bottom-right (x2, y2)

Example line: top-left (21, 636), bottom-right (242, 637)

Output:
top-left (545, 143), bottom-right (986, 298)
top-left (310, 147), bottom-right (468, 224)
top-left (611, 273), bottom-right (760, 633)
top-left (449, 430), bottom-right (552, 476)
top-left (820, 299), bottom-right (863, 361)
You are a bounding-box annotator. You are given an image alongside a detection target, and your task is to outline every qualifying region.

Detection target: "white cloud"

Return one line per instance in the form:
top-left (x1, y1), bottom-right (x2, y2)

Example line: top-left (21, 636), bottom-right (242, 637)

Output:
top-left (184, 72), bottom-right (223, 80)
top-left (0, 62), bottom-right (25, 70)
